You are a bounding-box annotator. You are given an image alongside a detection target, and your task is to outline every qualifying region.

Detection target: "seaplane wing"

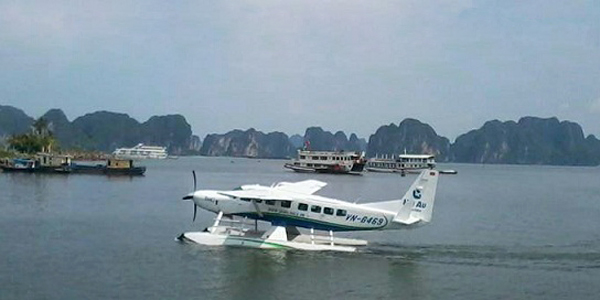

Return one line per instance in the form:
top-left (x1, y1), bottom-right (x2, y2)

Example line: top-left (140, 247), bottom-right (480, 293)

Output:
top-left (217, 190), bottom-right (293, 201)
top-left (272, 179), bottom-right (327, 195)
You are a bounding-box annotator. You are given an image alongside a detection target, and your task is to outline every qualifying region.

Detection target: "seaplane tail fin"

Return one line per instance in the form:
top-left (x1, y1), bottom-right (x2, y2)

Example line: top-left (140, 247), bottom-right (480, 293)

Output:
top-left (393, 170), bottom-right (439, 223)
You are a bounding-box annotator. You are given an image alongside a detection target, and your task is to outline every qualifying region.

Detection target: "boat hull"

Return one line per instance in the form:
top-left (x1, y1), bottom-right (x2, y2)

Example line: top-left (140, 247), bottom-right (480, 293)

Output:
top-left (284, 162), bottom-right (365, 175)
top-left (72, 164), bottom-right (146, 176)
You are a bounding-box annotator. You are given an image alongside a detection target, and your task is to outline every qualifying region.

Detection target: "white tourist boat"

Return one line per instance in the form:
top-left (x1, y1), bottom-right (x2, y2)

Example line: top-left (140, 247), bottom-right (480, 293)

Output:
top-left (366, 154), bottom-right (436, 173)
top-left (284, 150), bottom-right (366, 174)
top-left (112, 143), bottom-right (168, 159)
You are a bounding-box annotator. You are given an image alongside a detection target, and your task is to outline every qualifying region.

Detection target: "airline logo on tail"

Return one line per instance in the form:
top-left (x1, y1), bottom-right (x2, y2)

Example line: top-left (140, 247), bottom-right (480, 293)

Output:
top-left (412, 189), bottom-right (422, 199)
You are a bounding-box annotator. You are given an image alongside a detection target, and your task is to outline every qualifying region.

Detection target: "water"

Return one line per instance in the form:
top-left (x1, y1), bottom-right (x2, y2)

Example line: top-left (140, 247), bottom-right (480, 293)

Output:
top-left (1, 157), bottom-right (600, 299)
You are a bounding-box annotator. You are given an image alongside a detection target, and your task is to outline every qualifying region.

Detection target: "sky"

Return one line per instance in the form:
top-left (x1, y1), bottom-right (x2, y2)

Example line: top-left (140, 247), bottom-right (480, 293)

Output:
top-left (1, 0), bottom-right (599, 141)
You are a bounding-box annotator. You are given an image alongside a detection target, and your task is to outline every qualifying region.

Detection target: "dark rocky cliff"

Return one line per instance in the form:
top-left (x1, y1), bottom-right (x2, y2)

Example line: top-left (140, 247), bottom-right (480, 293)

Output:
top-left (3, 104), bottom-right (600, 165)
top-left (0, 105), bottom-right (34, 137)
top-left (2, 108), bottom-right (193, 154)
top-left (200, 128), bottom-right (294, 158)
top-left (451, 117), bottom-right (600, 166)
top-left (304, 127), bottom-right (365, 152)
top-left (367, 119), bottom-right (451, 161)
top-left (139, 115), bottom-right (192, 155)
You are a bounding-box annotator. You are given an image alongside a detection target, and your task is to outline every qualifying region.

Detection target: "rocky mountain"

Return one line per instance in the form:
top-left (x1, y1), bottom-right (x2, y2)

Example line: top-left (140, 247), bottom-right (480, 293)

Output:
top-left (451, 117), bottom-right (600, 166)
top-left (0, 106), bottom-right (193, 154)
top-left (0, 105), bottom-right (34, 138)
top-left (3, 104), bottom-right (600, 165)
top-left (139, 115), bottom-right (192, 154)
top-left (200, 128), bottom-right (294, 158)
top-left (367, 119), bottom-right (451, 161)
top-left (288, 134), bottom-right (304, 149)
top-left (42, 109), bottom-right (90, 149)
top-left (348, 133), bottom-right (368, 153)
top-left (304, 127), bottom-right (365, 152)
top-left (189, 135), bottom-right (202, 152)
top-left (66, 111), bottom-right (192, 154)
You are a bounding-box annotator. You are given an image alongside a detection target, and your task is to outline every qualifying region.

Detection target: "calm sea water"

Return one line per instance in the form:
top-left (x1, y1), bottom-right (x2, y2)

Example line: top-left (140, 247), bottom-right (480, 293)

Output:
top-left (1, 157), bottom-right (600, 299)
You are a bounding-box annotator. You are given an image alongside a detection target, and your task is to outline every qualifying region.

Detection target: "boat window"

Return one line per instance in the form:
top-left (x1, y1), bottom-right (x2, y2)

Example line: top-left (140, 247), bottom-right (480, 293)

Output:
top-left (336, 209), bottom-right (347, 217)
top-left (298, 203), bottom-right (308, 211)
top-left (312, 156), bottom-right (319, 160)
top-left (254, 199), bottom-right (262, 203)
top-left (324, 207), bottom-right (334, 215)
top-left (280, 200), bottom-right (291, 208)
top-left (300, 155), bottom-right (306, 159)
top-left (311, 205), bottom-right (322, 213)
top-left (265, 200), bottom-right (276, 205)
top-left (240, 198), bottom-right (251, 202)
top-left (320, 156), bottom-right (327, 160)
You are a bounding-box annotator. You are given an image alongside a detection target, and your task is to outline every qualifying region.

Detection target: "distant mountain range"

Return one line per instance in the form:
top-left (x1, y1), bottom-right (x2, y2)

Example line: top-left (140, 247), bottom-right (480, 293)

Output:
top-left (2, 104), bottom-right (600, 166)
top-left (0, 105), bottom-right (193, 155)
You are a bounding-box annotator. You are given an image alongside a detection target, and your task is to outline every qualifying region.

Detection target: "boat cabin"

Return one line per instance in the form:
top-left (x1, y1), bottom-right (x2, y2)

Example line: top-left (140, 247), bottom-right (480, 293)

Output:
top-left (36, 153), bottom-right (72, 167)
top-left (107, 158), bottom-right (135, 169)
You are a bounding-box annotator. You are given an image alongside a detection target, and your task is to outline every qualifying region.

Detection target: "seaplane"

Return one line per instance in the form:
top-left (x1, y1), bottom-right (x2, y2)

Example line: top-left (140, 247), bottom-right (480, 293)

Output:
top-left (178, 169), bottom-right (439, 252)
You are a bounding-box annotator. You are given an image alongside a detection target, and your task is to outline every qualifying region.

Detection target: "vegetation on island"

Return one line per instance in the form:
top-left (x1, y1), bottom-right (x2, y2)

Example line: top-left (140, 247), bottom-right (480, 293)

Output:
top-left (5, 117), bottom-right (57, 154)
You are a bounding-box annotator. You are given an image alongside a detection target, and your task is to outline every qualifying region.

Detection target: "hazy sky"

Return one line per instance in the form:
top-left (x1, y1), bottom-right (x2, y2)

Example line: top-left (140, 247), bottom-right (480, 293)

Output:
top-left (1, 1), bottom-right (599, 141)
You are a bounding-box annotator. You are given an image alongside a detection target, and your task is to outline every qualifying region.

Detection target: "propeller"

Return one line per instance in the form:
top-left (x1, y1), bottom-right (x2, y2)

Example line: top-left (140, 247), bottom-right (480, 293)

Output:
top-left (182, 170), bottom-right (198, 222)
top-left (193, 202), bottom-right (197, 222)
top-left (192, 170), bottom-right (197, 191)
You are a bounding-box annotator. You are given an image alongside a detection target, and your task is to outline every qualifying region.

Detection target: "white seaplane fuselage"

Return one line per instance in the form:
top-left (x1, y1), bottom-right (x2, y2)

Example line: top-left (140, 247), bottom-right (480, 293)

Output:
top-left (179, 170), bottom-right (439, 252)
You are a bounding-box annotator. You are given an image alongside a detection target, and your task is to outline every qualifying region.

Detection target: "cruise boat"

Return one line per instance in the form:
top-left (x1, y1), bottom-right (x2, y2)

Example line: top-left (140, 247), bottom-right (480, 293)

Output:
top-left (284, 150), bottom-right (366, 174)
top-left (366, 154), bottom-right (436, 173)
top-left (112, 143), bottom-right (168, 159)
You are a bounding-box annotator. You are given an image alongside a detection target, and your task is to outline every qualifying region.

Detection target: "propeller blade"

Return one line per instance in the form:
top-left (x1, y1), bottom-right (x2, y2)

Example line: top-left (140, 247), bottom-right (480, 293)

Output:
top-left (193, 204), bottom-right (197, 222)
top-left (192, 170), bottom-right (197, 191)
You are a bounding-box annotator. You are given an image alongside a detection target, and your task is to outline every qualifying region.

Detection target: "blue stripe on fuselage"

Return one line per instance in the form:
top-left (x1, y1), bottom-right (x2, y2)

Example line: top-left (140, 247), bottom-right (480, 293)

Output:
top-left (234, 212), bottom-right (381, 231)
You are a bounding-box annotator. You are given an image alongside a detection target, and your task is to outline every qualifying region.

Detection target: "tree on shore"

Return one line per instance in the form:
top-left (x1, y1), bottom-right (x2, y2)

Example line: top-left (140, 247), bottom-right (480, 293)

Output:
top-left (7, 117), bottom-right (57, 154)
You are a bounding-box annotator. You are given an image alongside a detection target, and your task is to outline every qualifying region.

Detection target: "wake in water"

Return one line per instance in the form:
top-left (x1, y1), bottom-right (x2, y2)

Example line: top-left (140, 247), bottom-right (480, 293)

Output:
top-left (364, 241), bottom-right (600, 272)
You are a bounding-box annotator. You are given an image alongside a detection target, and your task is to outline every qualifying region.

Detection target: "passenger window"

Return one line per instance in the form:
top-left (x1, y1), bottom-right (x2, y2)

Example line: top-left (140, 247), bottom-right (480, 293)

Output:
top-left (298, 203), bottom-right (308, 211)
top-left (265, 200), bottom-right (275, 205)
top-left (324, 207), bottom-right (334, 215)
top-left (336, 209), bottom-right (347, 217)
top-left (281, 201), bottom-right (291, 208)
top-left (311, 205), bottom-right (322, 213)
